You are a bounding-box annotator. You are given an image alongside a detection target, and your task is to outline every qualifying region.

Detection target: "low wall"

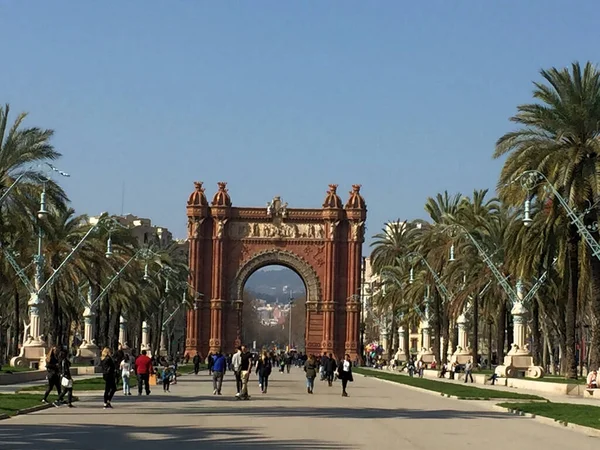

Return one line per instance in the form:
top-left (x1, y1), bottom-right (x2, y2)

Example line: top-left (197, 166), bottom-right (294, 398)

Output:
top-left (422, 369), bottom-right (489, 385)
top-left (72, 366), bottom-right (101, 376)
top-left (0, 371), bottom-right (47, 385)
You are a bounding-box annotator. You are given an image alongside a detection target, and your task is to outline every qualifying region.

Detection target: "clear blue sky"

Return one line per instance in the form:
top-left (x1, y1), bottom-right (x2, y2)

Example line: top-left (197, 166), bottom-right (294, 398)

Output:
top-left (1, 2), bottom-right (597, 248)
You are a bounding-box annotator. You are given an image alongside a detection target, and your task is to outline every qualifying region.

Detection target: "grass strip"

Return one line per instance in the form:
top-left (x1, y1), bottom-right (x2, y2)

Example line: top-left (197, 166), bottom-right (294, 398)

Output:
top-left (355, 368), bottom-right (545, 400)
top-left (498, 402), bottom-right (600, 430)
top-left (0, 367), bottom-right (37, 375)
top-left (19, 376), bottom-right (138, 392)
top-left (0, 394), bottom-right (60, 417)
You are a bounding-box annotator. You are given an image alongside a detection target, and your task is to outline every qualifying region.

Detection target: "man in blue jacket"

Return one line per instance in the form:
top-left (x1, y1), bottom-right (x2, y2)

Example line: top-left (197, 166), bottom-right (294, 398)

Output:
top-left (212, 349), bottom-right (227, 395)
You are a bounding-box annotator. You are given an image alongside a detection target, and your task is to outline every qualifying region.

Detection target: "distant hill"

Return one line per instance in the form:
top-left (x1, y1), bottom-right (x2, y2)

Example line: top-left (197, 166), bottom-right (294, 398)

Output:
top-left (245, 266), bottom-right (306, 303)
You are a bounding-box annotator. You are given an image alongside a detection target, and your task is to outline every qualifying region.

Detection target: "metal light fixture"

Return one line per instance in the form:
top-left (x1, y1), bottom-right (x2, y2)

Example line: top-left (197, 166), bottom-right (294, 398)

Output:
top-left (449, 244), bottom-right (456, 262)
top-left (143, 263), bottom-right (150, 281)
top-left (165, 279), bottom-right (170, 293)
top-left (523, 198), bottom-right (533, 227)
top-left (181, 290), bottom-right (187, 304)
top-left (105, 236), bottom-right (113, 258)
top-left (37, 186), bottom-right (48, 219)
top-left (409, 267), bottom-right (414, 284)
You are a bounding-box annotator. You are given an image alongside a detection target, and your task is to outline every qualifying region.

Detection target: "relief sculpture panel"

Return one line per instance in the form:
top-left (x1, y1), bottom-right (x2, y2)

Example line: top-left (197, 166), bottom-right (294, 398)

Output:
top-left (229, 222), bottom-right (325, 240)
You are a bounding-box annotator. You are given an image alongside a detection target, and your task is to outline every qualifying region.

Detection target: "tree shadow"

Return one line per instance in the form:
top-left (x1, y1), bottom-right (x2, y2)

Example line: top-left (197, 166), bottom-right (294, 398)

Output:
top-left (0, 423), bottom-right (348, 449)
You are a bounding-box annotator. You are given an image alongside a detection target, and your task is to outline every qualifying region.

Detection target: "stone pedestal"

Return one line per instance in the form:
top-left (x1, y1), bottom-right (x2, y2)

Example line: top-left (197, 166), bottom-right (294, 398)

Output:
top-left (495, 300), bottom-right (544, 379)
top-left (11, 297), bottom-right (47, 369)
top-left (119, 315), bottom-right (130, 352)
top-left (141, 321), bottom-right (150, 352)
top-left (394, 326), bottom-right (407, 362)
top-left (75, 304), bottom-right (99, 365)
top-left (451, 313), bottom-right (471, 364)
top-left (417, 320), bottom-right (435, 364)
top-left (160, 329), bottom-right (168, 357)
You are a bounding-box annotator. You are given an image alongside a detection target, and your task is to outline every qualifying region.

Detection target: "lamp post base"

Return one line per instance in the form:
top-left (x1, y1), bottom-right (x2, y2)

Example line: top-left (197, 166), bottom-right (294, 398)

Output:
top-left (494, 353), bottom-right (544, 379)
top-left (75, 343), bottom-right (100, 366)
top-left (450, 347), bottom-right (472, 365)
top-left (417, 348), bottom-right (435, 365)
top-left (10, 341), bottom-right (47, 370)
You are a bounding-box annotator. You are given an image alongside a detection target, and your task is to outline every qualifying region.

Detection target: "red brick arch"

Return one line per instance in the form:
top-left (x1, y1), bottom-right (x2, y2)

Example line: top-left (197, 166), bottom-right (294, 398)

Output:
top-left (184, 182), bottom-right (366, 360)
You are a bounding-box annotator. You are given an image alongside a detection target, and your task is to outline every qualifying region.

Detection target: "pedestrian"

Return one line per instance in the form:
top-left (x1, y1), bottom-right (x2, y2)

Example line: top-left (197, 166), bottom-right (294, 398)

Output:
top-left (237, 345), bottom-right (252, 400)
top-left (325, 353), bottom-right (337, 387)
top-left (120, 354), bottom-right (132, 396)
top-left (207, 352), bottom-right (214, 375)
top-left (464, 359), bottom-right (474, 383)
top-left (338, 353), bottom-right (354, 397)
top-left (211, 348), bottom-right (227, 395)
top-left (101, 347), bottom-right (117, 409)
top-left (232, 346), bottom-right (243, 396)
top-left (42, 347), bottom-right (61, 404)
top-left (55, 350), bottom-right (74, 407)
top-left (304, 354), bottom-right (317, 394)
top-left (162, 363), bottom-right (173, 392)
top-left (135, 350), bottom-right (154, 396)
top-left (255, 352), bottom-right (272, 394)
top-left (193, 352), bottom-right (201, 375)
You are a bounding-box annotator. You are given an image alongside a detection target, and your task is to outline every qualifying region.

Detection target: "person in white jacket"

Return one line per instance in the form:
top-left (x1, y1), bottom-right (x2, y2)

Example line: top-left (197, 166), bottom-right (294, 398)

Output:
top-left (232, 347), bottom-right (243, 396)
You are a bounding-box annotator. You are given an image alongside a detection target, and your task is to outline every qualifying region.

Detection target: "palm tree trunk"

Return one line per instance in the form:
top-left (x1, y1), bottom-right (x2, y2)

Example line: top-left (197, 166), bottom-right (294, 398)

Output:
top-left (51, 285), bottom-right (60, 347)
top-left (433, 293), bottom-right (442, 365)
top-left (471, 294), bottom-right (479, 364)
top-left (565, 226), bottom-right (579, 379)
top-left (531, 298), bottom-right (542, 365)
top-left (12, 289), bottom-right (19, 356)
top-left (403, 326), bottom-right (410, 357)
top-left (487, 318), bottom-right (493, 368)
top-left (441, 309), bottom-right (450, 364)
top-left (589, 237), bottom-right (600, 369)
top-left (496, 299), bottom-right (506, 365)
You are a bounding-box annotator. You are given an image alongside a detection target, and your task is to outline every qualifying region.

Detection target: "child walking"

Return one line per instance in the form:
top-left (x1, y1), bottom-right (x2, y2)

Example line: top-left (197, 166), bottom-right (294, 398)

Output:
top-left (162, 364), bottom-right (173, 392)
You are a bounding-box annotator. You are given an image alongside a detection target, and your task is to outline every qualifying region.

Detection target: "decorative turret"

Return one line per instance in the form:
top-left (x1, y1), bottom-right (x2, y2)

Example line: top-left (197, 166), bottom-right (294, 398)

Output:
top-left (187, 181), bottom-right (208, 206)
top-left (211, 182), bottom-right (232, 207)
top-left (345, 184), bottom-right (366, 210)
top-left (322, 184), bottom-right (343, 209)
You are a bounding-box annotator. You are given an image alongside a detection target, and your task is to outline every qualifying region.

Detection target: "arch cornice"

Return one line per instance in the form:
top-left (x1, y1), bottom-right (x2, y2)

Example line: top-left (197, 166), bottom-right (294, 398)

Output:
top-left (230, 249), bottom-right (322, 305)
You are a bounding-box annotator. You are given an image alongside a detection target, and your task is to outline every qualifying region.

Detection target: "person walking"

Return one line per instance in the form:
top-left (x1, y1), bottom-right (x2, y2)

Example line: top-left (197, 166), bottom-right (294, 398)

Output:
top-left (120, 354), bottom-right (132, 396)
top-left (237, 345), bottom-right (252, 400)
top-left (135, 350), bottom-right (154, 396)
top-left (211, 349), bottom-right (227, 395)
top-left (193, 352), bottom-right (201, 375)
top-left (304, 354), bottom-right (317, 394)
top-left (55, 350), bottom-right (74, 407)
top-left (42, 347), bottom-right (61, 404)
top-left (101, 347), bottom-right (117, 409)
top-left (162, 363), bottom-right (173, 392)
top-left (464, 360), bottom-right (474, 383)
top-left (325, 353), bottom-right (337, 387)
top-left (232, 346), bottom-right (243, 396)
top-left (255, 352), bottom-right (272, 394)
top-left (338, 353), bottom-right (354, 397)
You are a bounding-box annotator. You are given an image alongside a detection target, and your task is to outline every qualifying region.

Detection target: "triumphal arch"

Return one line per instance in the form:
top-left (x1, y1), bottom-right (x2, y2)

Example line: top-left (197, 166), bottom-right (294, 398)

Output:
top-left (184, 181), bottom-right (366, 359)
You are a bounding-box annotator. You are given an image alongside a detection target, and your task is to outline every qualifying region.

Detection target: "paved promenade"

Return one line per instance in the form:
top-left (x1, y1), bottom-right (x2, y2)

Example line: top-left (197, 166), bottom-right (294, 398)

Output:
top-left (0, 367), bottom-right (598, 449)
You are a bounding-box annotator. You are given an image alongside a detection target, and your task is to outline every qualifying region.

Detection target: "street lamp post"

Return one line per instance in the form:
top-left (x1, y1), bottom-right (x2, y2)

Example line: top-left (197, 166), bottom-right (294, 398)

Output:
top-left (288, 290), bottom-right (294, 350)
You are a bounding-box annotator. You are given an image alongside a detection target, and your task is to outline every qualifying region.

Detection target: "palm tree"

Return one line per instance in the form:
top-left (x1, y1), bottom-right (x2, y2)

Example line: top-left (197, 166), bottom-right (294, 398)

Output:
top-left (494, 62), bottom-right (600, 378)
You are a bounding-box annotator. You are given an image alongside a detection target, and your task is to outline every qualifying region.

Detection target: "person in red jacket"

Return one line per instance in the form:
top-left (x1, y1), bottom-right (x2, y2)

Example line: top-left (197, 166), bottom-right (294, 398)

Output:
top-left (135, 350), bottom-right (154, 396)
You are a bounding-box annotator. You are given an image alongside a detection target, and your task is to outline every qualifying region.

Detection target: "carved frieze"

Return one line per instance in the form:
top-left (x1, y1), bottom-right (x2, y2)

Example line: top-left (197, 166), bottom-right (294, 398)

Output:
top-left (351, 221), bottom-right (365, 242)
top-left (228, 222), bottom-right (325, 240)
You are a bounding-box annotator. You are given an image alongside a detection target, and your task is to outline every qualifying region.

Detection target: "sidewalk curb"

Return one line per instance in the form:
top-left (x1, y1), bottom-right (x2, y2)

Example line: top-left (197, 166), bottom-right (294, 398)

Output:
top-left (491, 404), bottom-right (600, 438)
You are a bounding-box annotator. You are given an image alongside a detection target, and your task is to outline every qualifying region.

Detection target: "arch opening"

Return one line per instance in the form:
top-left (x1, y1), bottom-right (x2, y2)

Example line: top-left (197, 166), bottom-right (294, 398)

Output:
top-left (242, 264), bottom-right (307, 352)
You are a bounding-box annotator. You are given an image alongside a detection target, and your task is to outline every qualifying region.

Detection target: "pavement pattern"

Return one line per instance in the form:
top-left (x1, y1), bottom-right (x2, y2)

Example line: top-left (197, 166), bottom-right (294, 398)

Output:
top-left (0, 367), bottom-right (598, 449)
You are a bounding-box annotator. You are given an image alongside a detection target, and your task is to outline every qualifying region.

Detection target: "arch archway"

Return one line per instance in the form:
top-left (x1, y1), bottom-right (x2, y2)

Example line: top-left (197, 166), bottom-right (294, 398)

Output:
top-left (184, 182), bottom-right (367, 360)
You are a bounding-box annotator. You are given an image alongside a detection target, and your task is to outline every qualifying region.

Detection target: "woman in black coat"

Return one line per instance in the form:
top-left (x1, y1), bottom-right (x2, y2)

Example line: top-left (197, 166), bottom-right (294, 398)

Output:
top-left (337, 353), bottom-right (354, 397)
top-left (42, 347), bottom-right (61, 403)
top-left (56, 350), bottom-right (74, 407)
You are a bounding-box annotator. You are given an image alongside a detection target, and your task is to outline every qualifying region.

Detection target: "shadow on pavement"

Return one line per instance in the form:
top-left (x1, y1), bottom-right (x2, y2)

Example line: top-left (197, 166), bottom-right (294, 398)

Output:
top-left (0, 423), bottom-right (347, 449)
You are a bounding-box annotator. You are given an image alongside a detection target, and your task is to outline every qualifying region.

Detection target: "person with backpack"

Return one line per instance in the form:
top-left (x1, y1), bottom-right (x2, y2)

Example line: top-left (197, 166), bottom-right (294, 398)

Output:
top-left (255, 352), bottom-right (272, 394)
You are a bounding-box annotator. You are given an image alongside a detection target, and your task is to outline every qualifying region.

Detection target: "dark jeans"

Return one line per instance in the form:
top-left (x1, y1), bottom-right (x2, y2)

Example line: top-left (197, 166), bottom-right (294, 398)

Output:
top-left (194, 363), bottom-right (200, 375)
top-left (342, 378), bottom-right (349, 393)
top-left (234, 370), bottom-right (242, 393)
top-left (163, 378), bottom-right (171, 391)
top-left (43, 373), bottom-right (61, 400)
top-left (326, 371), bottom-right (334, 385)
top-left (138, 373), bottom-right (151, 395)
top-left (258, 374), bottom-right (269, 392)
top-left (58, 387), bottom-right (73, 404)
top-left (464, 371), bottom-right (474, 383)
top-left (103, 375), bottom-right (116, 403)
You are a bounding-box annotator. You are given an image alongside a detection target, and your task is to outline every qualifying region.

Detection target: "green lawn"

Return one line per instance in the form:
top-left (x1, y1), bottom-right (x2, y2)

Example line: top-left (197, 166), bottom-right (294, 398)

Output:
top-left (524, 375), bottom-right (585, 385)
top-left (498, 402), bottom-right (600, 430)
top-left (0, 394), bottom-right (59, 417)
top-left (355, 368), bottom-right (545, 400)
top-left (0, 366), bottom-right (37, 375)
top-left (19, 376), bottom-right (138, 392)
